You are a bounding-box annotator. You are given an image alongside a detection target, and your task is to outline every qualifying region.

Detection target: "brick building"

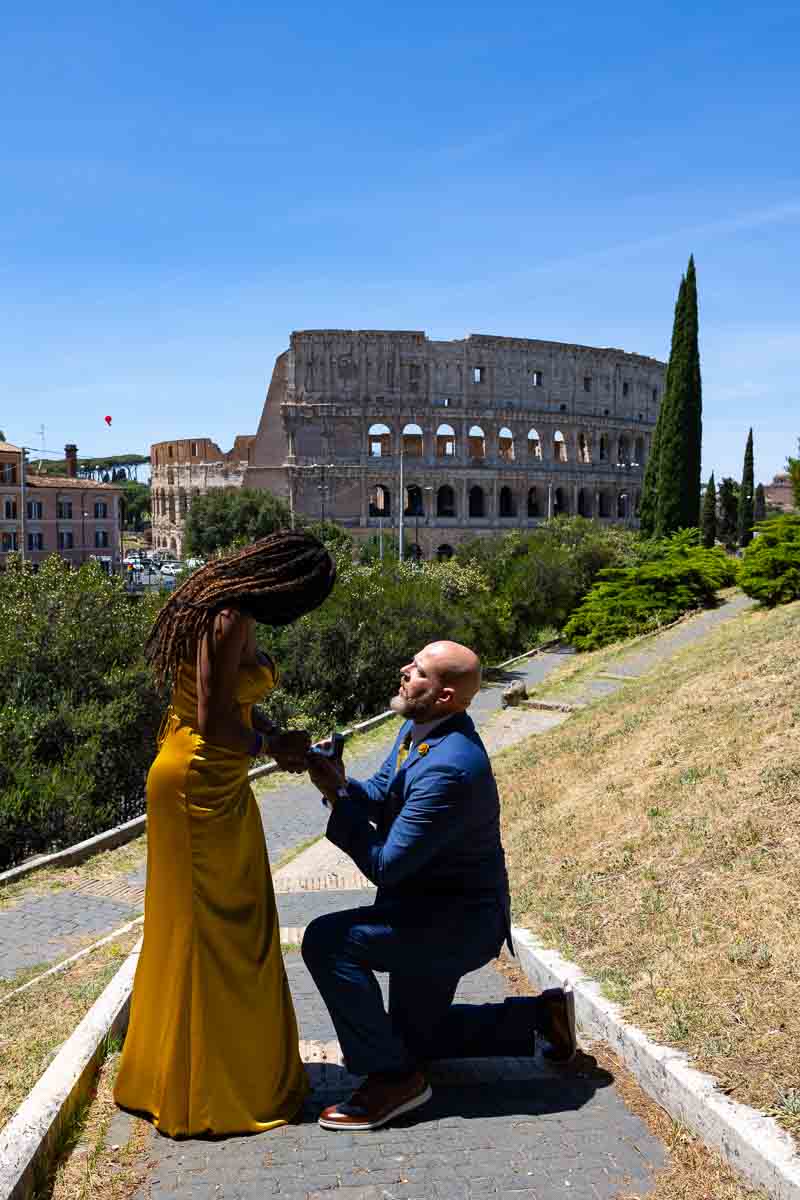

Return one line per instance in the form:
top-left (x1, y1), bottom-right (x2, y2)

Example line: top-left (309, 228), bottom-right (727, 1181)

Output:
top-left (0, 442), bottom-right (122, 570)
top-left (247, 330), bottom-right (667, 558)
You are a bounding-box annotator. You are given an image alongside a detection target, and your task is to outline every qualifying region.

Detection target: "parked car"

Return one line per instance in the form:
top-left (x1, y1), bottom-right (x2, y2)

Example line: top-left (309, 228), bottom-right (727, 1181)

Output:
top-left (158, 561), bottom-right (185, 577)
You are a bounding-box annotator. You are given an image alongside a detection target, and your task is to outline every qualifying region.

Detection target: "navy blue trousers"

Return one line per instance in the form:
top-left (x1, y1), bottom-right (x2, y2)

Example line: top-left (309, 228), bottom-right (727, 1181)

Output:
top-left (301, 898), bottom-right (547, 1077)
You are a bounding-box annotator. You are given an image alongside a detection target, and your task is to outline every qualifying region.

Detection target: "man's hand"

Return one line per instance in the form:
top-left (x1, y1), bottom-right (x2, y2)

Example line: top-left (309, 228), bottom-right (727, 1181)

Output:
top-left (307, 743), bottom-right (346, 806)
top-left (266, 729), bottom-right (312, 774)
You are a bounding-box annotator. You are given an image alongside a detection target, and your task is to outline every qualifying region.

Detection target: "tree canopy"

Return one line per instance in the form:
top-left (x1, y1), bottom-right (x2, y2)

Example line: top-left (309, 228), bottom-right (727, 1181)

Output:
top-left (183, 488), bottom-right (293, 556)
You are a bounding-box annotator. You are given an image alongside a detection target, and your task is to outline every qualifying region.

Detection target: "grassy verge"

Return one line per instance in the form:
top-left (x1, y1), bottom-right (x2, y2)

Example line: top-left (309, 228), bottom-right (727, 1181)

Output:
top-left (496, 955), bottom-right (768, 1199)
top-left (497, 598), bottom-right (800, 1139)
top-left (0, 928), bottom-right (141, 1132)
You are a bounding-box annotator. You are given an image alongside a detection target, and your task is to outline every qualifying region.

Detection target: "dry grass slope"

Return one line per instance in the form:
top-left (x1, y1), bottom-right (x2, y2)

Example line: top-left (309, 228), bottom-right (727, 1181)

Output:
top-left (497, 599), bottom-right (800, 1137)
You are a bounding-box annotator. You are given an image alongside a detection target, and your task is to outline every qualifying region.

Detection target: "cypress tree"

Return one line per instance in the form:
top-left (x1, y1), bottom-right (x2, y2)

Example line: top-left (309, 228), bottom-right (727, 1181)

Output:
top-left (754, 483), bottom-right (766, 524)
top-left (738, 427), bottom-right (755, 547)
top-left (701, 472), bottom-right (717, 548)
top-left (639, 275), bottom-right (686, 537)
top-left (656, 256), bottom-right (703, 536)
top-left (717, 477), bottom-right (740, 548)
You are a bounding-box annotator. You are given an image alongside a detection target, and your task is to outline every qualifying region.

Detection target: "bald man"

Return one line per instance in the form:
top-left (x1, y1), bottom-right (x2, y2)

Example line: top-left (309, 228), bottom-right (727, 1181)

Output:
top-left (303, 642), bottom-right (576, 1132)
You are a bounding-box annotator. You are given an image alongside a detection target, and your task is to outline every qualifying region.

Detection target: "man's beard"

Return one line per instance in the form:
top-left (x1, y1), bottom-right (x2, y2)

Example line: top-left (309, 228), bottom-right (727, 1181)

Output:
top-left (390, 692), bottom-right (437, 721)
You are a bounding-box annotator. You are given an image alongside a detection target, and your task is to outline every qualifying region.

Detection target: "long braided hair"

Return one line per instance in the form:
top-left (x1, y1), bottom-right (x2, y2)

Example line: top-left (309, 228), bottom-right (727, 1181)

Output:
top-left (145, 531), bottom-right (335, 690)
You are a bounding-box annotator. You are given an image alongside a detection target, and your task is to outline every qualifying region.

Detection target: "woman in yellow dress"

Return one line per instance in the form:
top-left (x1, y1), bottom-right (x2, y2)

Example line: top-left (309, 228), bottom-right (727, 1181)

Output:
top-left (114, 532), bottom-right (336, 1137)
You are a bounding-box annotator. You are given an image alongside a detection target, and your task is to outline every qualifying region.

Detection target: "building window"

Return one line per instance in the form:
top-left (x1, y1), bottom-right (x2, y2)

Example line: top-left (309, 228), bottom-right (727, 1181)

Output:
top-left (652, 388), bottom-right (658, 403)
top-left (191, 442), bottom-right (198, 456)
top-left (168, 446), bottom-right (174, 457)
top-left (532, 370), bottom-right (543, 387)
top-left (603, 408), bottom-right (610, 416)
top-left (3, 498), bottom-right (17, 520)
top-left (59, 530), bottom-right (74, 549)
top-left (2, 463), bottom-right (17, 483)
top-left (369, 486), bottom-right (391, 517)
top-left (26, 500), bottom-right (43, 519)
top-left (2, 531), bottom-right (19, 551)
top-left (57, 500), bottom-right (73, 519)
top-left (442, 397), bottom-right (450, 408)
top-left (27, 532), bottom-right (44, 551)
top-left (583, 376), bottom-right (592, 392)
top-left (435, 424), bottom-right (456, 458)
top-left (623, 381), bottom-right (629, 397)
top-left (559, 403), bottom-right (567, 412)
top-left (499, 487), bottom-right (516, 518)
top-left (473, 367), bottom-right (484, 384)
top-left (95, 530), bottom-right (110, 548)
top-left (94, 501), bottom-right (109, 518)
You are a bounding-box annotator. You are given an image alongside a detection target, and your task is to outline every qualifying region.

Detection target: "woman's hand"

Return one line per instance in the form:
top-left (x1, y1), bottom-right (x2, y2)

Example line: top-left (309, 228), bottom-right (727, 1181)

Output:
top-left (265, 729), bottom-right (312, 774)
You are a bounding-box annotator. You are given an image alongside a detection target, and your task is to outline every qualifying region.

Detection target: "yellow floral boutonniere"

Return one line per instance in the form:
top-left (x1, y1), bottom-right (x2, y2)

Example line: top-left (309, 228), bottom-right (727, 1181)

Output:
top-left (417, 743), bottom-right (430, 756)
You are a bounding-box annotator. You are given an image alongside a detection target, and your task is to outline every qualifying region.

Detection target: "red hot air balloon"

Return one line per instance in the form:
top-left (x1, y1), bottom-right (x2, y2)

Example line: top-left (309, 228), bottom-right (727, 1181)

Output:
top-left (104, 415), bottom-right (112, 426)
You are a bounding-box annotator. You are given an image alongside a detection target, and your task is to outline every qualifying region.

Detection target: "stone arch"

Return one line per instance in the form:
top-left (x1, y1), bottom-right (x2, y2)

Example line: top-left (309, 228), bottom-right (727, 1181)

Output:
top-left (598, 489), bottom-right (612, 518)
top-left (527, 486), bottom-right (540, 517)
top-left (498, 427), bottom-right (515, 462)
top-left (553, 486), bottom-right (568, 514)
top-left (577, 487), bottom-right (592, 517)
top-left (437, 484), bottom-right (456, 517)
top-left (577, 432), bottom-right (592, 464)
top-left (402, 423), bottom-right (423, 458)
top-left (553, 430), bottom-right (568, 463)
top-left (617, 491), bottom-right (629, 519)
top-left (368, 423), bottom-right (391, 458)
top-left (437, 543), bottom-right (454, 560)
top-left (435, 424), bottom-right (456, 458)
top-left (617, 434), bottom-right (630, 465)
top-left (404, 484), bottom-right (423, 516)
top-left (634, 436), bottom-right (644, 465)
top-left (369, 485), bottom-right (391, 517)
top-left (499, 485), bottom-right (516, 517)
top-left (468, 425), bottom-right (486, 459)
top-left (469, 485), bottom-right (485, 518)
top-left (599, 433), bottom-right (609, 462)
top-left (527, 428), bottom-right (542, 460)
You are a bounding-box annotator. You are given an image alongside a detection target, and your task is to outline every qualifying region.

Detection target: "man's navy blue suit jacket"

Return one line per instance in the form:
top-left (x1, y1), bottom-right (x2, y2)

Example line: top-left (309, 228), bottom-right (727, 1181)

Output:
top-left (326, 711), bottom-right (512, 945)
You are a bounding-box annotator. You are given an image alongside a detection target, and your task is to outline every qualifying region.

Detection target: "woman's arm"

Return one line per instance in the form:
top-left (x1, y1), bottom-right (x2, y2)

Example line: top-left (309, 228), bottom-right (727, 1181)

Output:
top-left (197, 609), bottom-right (310, 770)
top-left (196, 608), bottom-right (258, 753)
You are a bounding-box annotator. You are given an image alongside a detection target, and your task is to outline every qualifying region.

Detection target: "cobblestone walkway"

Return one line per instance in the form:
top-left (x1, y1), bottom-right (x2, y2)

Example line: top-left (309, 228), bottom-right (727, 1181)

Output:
top-left (122, 885), bottom-right (667, 1198)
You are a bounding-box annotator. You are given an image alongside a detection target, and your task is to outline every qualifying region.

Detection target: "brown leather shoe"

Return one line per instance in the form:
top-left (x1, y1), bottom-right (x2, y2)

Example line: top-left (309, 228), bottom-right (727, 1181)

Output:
top-left (540, 984), bottom-right (577, 1063)
top-left (318, 1070), bottom-right (432, 1131)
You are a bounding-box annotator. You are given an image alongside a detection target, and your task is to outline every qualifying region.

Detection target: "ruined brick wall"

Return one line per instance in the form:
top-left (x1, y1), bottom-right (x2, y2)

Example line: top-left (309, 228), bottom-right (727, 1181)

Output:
top-left (150, 435), bottom-right (256, 556)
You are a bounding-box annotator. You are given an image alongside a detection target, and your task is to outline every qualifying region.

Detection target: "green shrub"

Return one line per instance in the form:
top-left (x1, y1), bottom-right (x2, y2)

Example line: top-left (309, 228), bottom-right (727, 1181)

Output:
top-left (739, 515), bottom-right (800, 606)
top-left (0, 556), bottom-right (161, 868)
top-left (563, 531), bottom-right (738, 651)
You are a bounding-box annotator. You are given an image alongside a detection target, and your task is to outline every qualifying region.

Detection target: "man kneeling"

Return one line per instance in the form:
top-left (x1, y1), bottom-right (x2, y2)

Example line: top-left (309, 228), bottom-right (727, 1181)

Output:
top-left (304, 640), bottom-right (576, 1132)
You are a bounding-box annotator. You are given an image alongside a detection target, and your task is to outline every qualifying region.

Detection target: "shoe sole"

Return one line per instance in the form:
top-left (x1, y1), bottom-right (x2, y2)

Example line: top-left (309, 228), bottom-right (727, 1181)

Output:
top-left (318, 1085), bottom-right (433, 1132)
top-left (543, 983), bottom-right (578, 1065)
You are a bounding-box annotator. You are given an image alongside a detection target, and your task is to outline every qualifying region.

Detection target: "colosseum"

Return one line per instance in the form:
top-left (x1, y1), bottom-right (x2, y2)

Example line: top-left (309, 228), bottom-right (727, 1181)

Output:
top-left (151, 435), bottom-right (256, 555)
top-left (246, 329), bottom-right (667, 559)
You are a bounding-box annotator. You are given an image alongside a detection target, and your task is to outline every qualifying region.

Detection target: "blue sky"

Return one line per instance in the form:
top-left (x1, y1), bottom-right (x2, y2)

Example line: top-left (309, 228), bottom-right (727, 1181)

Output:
top-left (2, 1), bottom-right (798, 486)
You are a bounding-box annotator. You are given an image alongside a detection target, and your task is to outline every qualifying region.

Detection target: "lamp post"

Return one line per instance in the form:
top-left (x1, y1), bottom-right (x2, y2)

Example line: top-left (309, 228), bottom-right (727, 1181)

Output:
top-left (398, 439), bottom-right (404, 563)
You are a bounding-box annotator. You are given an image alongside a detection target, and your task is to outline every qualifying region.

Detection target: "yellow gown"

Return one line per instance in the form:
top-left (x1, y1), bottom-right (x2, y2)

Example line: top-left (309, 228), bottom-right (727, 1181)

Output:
top-left (114, 660), bottom-right (308, 1137)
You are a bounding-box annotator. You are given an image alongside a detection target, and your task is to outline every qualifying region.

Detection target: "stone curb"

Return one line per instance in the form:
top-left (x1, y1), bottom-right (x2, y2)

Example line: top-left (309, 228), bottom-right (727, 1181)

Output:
top-left (0, 641), bottom-right (563, 888)
top-left (512, 927), bottom-right (800, 1200)
top-left (0, 937), bottom-right (142, 1200)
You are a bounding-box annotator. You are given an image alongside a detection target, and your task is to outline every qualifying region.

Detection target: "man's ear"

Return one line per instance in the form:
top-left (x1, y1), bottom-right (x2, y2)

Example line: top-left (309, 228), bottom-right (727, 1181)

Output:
top-left (437, 686), bottom-right (455, 706)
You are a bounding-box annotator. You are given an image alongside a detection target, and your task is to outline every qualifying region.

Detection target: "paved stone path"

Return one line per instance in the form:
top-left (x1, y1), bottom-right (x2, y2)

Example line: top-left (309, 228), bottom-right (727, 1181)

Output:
top-left (125, 882), bottom-right (667, 1199)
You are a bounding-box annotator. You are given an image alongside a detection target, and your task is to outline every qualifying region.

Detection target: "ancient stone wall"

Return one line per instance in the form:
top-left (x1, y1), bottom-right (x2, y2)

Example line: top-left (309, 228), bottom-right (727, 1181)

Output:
top-left (150, 436), bottom-right (255, 556)
top-left (250, 330), bottom-right (666, 557)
